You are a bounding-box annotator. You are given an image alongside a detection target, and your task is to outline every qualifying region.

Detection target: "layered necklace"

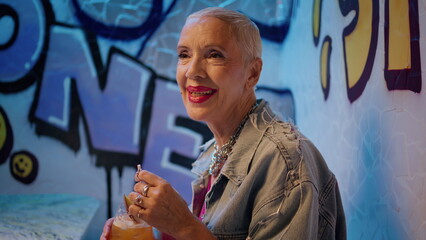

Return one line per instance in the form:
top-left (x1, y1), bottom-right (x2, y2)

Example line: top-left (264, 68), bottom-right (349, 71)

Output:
top-left (208, 102), bottom-right (258, 177)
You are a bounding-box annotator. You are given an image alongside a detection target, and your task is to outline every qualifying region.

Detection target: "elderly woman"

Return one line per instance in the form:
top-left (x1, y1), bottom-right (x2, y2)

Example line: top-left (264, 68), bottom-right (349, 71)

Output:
top-left (101, 7), bottom-right (346, 240)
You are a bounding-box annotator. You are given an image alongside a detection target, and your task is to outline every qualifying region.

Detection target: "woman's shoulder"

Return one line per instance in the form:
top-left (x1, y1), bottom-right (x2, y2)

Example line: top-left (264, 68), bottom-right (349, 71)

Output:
top-left (260, 121), bottom-right (303, 157)
top-left (251, 100), bottom-right (300, 145)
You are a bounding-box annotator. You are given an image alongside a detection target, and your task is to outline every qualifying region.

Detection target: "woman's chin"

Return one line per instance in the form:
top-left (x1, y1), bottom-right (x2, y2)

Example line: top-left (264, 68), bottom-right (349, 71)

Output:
top-left (184, 101), bottom-right (215, 122)
top-left (186, 111), bottom-right (207, 122)
top-left (185, 106), bottom-right (214, 122)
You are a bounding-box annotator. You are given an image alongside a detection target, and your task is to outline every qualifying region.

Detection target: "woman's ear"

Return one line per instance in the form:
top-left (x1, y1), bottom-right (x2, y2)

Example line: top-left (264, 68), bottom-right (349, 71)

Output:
top-left (246, 58), bottom-right (263, 89)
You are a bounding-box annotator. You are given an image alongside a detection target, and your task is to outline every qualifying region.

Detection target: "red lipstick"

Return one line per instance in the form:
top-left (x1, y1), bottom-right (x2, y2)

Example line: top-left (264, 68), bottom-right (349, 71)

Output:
top-left (186, 86), bottom-right (217, 103)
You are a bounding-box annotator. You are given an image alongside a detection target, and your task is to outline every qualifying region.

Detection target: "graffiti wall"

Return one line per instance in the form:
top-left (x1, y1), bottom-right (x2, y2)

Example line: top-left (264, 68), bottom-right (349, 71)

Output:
top-left (0, 0), bottom-right (424, 239)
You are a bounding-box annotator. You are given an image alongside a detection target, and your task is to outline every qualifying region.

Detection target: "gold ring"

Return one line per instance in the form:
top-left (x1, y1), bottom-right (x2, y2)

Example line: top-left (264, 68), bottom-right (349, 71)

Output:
top-left (142, 185), bottom-right (150, 197)
top-left (135, 194), bottom-right (143, 206)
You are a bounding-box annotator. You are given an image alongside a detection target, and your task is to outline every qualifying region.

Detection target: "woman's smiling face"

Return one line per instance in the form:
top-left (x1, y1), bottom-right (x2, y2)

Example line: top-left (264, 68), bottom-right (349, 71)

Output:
top-left (176, 16), bottom-right (253, 124)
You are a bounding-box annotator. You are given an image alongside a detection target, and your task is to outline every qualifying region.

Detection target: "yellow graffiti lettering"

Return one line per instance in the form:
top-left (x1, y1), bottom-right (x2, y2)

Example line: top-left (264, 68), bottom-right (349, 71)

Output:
top-left (388, 1), bottom-right (411, 70)
top-left (385, 0), bottom-right (421, 92)
top-left (0, 107), bottom-right (13, 164)
top-left (344, 1), bottom-right (372, 89)
top-left (321, 40), bottom-right (329, 88)
top-left (0, 112), bottom-right (6, 149)
top-left (335, 0), bottom-right (379, 102)
top-left (313, 0), bottom-right (321, 45)
top-left (321, 37), bottom-right (332, 99)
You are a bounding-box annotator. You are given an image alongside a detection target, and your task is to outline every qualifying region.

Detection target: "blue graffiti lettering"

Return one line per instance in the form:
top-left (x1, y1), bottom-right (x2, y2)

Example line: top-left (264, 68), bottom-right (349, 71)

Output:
top-left (35, 25), bottom-right (154, 154)
top-left (0, 0), bottom-right (52, 92)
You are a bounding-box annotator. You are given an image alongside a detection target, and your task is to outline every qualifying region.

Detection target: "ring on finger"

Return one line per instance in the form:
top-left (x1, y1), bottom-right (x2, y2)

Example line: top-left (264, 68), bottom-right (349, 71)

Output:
top-left (142, 184), bottom-right (150, 197)
top-left (135, 194), bottom-right (143, 207)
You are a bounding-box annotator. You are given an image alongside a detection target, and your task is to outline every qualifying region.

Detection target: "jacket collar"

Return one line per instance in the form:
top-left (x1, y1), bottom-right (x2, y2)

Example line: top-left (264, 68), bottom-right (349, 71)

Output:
top-left (191, 100), bottom-right (277, 186)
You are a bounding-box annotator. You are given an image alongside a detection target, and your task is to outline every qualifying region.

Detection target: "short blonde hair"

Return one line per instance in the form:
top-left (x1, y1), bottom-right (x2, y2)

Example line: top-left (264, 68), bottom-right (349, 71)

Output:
top-left (186, 7), bottom-right (262, 62)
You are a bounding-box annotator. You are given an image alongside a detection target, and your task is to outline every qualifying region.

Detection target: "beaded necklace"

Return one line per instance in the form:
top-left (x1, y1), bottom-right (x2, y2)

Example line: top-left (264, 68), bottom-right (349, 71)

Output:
top-left (208, 102), bottom-right (258, 177)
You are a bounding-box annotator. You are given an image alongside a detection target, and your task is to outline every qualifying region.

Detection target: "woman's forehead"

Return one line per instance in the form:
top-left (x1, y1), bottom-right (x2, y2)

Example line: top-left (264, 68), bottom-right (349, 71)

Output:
top-left (178, 17), bottom-right (236, 47)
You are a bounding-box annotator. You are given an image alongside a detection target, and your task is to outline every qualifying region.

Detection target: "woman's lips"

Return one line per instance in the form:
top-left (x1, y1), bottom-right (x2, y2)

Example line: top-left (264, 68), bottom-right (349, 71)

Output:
top-left (186, 86), bottom-right (217, 103)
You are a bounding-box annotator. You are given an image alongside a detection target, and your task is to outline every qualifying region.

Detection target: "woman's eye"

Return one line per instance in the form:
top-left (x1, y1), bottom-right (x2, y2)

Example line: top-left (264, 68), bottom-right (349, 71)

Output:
top-left (178, 53), bottom-right (189, 59)
top-left (208, 51), bottom-right (224, 58)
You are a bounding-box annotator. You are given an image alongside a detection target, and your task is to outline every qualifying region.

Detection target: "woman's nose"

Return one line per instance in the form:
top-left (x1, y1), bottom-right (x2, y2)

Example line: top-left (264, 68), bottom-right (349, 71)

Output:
top-left (185, 57), bottom-right (206, 80)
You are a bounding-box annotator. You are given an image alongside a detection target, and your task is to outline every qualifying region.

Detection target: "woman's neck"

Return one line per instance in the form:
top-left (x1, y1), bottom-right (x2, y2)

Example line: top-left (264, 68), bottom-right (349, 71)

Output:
top-left (207, 96), bottom-right (256, 147)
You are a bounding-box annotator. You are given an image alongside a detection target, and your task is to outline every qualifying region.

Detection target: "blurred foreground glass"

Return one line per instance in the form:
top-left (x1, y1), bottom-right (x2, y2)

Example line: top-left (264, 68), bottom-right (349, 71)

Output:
top-left (109, 204), bottom-right (155, 240)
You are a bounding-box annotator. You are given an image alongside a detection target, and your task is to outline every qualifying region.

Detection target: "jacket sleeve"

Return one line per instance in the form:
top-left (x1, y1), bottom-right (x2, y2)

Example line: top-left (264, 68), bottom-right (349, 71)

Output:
top-left (248, 180), bottom-right (319, 240)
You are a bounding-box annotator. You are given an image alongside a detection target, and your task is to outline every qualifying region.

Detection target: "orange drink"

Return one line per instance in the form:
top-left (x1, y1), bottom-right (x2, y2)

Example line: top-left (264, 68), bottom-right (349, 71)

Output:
top-left (109, 214), bottom-right (155, 240)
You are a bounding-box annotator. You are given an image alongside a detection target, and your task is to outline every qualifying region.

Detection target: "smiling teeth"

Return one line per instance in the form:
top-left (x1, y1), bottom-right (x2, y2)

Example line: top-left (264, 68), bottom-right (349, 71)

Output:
top-left (191, 91), bottom-right (213, 96)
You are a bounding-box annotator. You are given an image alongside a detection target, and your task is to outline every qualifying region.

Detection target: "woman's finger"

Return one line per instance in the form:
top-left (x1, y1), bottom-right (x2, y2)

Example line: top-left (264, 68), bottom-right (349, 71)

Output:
top-left (135, 170), bottom-right (166, 186)
top-left (128, 191), bottom-right (145, 207)
top-left (133, 182), bottom-right (153, 197)
top-left (128, 204), bottom-right (145, 223)
top-left (134, 164), bottom-right (143, 182)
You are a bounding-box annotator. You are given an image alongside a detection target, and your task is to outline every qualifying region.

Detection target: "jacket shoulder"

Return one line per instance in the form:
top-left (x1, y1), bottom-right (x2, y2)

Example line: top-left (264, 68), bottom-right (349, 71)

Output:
top-left (260, 120), bottom-right (304, 171)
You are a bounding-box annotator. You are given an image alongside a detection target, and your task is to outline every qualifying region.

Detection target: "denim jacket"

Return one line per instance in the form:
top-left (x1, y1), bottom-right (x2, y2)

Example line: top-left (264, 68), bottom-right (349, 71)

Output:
top-left (191, 100), bottom-right (346, 240)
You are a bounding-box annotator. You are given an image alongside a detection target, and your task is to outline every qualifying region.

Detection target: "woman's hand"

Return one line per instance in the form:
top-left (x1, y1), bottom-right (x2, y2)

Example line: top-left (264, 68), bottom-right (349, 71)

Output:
top-left (128, 170), bottom-right (216, 240)
top-left (99, 217), bottom-right (114, 240)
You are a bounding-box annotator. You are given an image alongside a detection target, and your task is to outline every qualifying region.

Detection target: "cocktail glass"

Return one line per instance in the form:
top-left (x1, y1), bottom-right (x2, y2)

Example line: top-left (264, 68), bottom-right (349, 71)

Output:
top-left (109, 203), bottom-right (155, 240)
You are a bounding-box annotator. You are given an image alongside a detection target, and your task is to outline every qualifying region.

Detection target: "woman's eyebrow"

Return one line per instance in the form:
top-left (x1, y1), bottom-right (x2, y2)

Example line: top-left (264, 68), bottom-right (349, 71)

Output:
top-left (176, 45), bottom-right (189, 52)
top-left (203, 45), bottom-right (226, 52)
